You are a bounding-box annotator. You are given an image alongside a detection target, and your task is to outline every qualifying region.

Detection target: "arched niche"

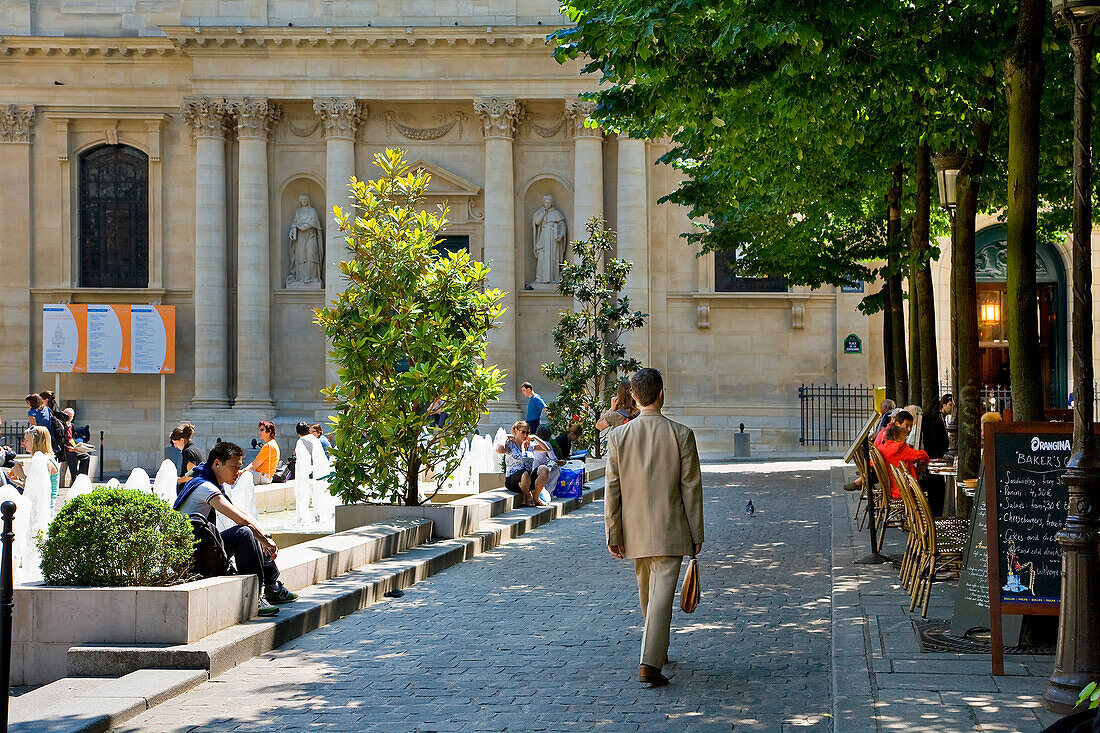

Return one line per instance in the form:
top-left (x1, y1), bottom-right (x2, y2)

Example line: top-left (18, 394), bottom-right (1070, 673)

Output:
top-left (520, 175), bottom-right (573, 288)
top-left (276, 175), bottom-right (325, 289)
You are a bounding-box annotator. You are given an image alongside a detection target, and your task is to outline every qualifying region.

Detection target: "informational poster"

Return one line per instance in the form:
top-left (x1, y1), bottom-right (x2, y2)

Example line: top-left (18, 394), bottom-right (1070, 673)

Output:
top-left (130, 306), bottom-right (175, 374)
top-left (42, 304), bottom-right (86, 373)
top-left (42, 305), bottom-right (174, 374)
top-left (86, 305), bottom-right (130, 374)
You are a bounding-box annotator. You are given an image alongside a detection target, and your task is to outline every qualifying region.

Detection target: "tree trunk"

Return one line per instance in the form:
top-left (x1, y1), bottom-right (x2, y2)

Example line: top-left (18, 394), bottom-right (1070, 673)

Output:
top-left (909, 259), bottom-right (923, 409)
top-left (1005, 0), bottom-right (1046, 421)
top-left (955, 106), bottom-right (994, 481)
top-left (887, 164), bottom-right (909, 404)
top-left (913, 143), bottom-right (940, 415)
top-left (883, 281), bottom-right (896, 401)
top-left (405, 454), bottom-right (421, 506)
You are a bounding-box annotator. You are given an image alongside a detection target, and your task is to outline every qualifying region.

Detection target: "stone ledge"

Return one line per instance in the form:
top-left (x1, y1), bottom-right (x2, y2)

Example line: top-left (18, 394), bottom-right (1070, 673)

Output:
top-left (9, 668), bottom-right (208, 733)
top-left (66, 482), bottom-right (603, 686)
top-left (13, 518), bottom-right (432, 686)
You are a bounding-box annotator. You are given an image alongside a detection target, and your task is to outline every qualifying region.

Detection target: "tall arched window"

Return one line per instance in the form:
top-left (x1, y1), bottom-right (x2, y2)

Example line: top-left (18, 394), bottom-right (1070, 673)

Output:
top-left (79, 144), bottom-right (148, 288)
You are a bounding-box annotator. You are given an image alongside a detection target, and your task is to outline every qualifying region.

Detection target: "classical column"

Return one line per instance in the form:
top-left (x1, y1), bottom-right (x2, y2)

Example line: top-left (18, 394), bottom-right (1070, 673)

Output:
top-left (313, 97), bottom-right (364, 389)
top-left (566, 100), bottom-right (604, 236)
top-left (183, 97), bottom-right (231, 408)
top-left (231, 98), bottom-right (280, 409)
top-left (618, 135), bottom-right (650, 364)
top-left (0, 105), bottom-right (34, 408)
top-left (474, 97), bottom-right (523, 417)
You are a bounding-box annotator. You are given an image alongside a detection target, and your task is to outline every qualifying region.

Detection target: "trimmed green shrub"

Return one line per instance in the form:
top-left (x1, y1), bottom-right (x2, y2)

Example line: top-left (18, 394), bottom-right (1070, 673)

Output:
top-left (39, 487), bottom-right (195, 587)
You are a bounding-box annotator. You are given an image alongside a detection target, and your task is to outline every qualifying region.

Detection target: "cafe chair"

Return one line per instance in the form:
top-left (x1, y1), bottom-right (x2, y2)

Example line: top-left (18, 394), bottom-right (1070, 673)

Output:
top-left (890, 464), bottom-right (924, 598)
top-left (902, 469), bottom-right (967, 618)
top-left (853, 442), bottom-right (873, 529)
top-left (869, 446), bottom-right (907, 550)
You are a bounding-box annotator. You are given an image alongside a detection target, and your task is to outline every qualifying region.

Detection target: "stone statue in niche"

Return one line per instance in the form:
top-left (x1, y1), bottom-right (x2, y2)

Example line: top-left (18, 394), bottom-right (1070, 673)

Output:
top-left (531, 194), bottom-right (568, 285)
top-left (286, 193), bottom-right (323, 288)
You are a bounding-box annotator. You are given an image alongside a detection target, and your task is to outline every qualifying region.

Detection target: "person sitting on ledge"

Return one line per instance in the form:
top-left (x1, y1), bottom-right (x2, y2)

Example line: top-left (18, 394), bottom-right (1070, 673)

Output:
top-left (173, 440), bottom-right (298, 617)
top-left (243, 421), bottom-right (279, 485)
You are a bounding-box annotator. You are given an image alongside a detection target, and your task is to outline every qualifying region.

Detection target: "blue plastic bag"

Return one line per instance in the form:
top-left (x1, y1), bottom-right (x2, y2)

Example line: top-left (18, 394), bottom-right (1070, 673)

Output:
top-left (553, 465), bottom-right (584, 500)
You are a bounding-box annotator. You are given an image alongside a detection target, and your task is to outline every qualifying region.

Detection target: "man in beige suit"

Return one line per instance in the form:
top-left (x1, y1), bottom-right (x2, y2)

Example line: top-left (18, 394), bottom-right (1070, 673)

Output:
top-left (606, 368), bottom-right (704, 687)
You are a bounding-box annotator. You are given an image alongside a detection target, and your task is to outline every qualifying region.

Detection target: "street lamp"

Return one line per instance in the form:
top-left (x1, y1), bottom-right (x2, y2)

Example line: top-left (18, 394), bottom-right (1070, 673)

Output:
top-left (934, 152), bottom-right (964, 460)
top-left (1044, 0), bottom-right (1100, 714)
top-left (932, 153), bottom-right (964, 214)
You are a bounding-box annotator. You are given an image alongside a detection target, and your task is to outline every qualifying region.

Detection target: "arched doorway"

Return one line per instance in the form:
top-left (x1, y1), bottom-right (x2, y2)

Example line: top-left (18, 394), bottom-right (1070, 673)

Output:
top-left (974, 226), bottom-right (1068, 407)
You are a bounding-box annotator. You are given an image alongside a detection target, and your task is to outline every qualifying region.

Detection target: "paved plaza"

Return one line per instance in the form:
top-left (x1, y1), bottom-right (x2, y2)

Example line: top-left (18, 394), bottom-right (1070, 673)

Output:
top-left (121, 462), bottom-right (835, 732)
top-left (110, 459), bottom-right (1069, 732)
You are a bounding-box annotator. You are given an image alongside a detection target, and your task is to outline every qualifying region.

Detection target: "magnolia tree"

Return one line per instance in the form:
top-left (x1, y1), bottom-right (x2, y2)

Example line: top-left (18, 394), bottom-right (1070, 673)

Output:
top-left (542, 218), bottom-right (646, 457)
top-left (316, 148), bottom-right (505, 506)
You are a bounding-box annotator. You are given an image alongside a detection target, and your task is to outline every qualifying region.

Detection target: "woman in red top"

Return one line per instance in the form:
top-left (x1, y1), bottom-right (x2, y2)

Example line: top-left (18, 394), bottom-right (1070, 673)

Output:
top-left (877, 422), bottom-right (929, 499)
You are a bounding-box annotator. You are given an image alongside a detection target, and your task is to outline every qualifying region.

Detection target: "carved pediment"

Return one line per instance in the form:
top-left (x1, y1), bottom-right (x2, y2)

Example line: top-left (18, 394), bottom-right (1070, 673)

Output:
top-left (407, 159), bottom-right (480, 199)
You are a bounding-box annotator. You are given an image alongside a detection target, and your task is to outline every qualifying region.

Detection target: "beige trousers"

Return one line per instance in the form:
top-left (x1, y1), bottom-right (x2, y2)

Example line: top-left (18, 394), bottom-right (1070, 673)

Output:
top-left (634, 555), bottom-right (683, 668)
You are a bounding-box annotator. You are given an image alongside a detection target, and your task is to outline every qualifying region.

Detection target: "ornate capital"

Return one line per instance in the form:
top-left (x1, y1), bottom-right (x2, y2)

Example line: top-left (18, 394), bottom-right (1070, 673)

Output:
top-left (0, 105), bottom-right (35, 143)
top-left (231, 97), bottom-right (281, 140)
top-left (182, 96), bottom-right (229, 141)
top-left (566, 99), bottom-right (602, 139)
top-left (313, 97), bottom-right (365, 140)
top-left (474, 97), bottom-right (523, 140)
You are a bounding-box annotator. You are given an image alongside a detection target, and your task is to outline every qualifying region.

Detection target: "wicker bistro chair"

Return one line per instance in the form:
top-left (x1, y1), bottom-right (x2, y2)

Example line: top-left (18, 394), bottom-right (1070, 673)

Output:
top-left (890, 464), bottom-right (924, 598)
top-left (853, 441), bottom-right (873, 529)
top-left (868, 446), bottom-right (907, 550)
top-left (902, 469), bottom-right (968, 618)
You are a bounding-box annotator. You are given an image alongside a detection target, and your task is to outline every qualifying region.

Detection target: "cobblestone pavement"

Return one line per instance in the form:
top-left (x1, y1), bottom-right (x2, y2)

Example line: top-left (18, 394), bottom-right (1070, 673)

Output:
top-left (120, 461), bottom-right (836, 732)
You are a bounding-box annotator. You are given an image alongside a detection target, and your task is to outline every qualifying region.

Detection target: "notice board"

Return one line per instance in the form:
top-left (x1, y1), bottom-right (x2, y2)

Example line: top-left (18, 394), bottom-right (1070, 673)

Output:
top-left (42, 304), bottom-right (174, 374)
top-left (984, 422), bottom-right (1079, 674)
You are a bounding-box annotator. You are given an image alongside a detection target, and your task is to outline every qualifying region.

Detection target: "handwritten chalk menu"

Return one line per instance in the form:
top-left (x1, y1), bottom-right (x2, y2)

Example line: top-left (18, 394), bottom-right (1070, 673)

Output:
top-left (985, 422), bottom-right (1081, 675)
top-left (42, 305), bottom-right (174, 374)
top-left (990, 431), bottom-right (1070, 606)
top-left (950, 471), bottom-right (1022, 644)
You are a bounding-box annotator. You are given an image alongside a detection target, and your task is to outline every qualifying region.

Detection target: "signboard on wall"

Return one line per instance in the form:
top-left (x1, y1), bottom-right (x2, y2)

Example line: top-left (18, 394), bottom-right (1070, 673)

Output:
top-left (843, 334), bottom-right (862, 354)
top-left (42, 305), bottom-right (175, 374)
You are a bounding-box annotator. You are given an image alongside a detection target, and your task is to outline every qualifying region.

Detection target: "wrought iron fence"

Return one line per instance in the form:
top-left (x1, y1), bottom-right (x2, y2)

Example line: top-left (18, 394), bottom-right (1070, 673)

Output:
top-left (0, 421), bottom-right (28, 449)
top-left (937, 381), bottom-right (1099, 415)
top-left (798, 384), bottom-right (876, 449)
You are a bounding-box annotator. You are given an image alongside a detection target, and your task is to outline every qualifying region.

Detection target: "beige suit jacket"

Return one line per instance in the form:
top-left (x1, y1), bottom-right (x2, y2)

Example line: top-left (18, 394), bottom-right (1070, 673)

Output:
top-left (605, 410), bottom-right (704, 559)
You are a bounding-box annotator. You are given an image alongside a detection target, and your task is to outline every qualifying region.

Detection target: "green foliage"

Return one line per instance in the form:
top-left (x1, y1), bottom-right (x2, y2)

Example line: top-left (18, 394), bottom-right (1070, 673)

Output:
top-left (316, 148), bottom-right (506, 506)
top-left (1079, 681), bottom-right (1100, 710)
top-left (39, 488), bottom-right (195, 587)
top-left (542, 218), bottom-right (646, 456)
top-left (552, 0), bottom-right (1074, 306)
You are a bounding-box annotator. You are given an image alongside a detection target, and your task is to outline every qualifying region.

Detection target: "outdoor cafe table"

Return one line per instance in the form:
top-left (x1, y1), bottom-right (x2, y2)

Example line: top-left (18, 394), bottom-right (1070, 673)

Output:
top-left (926, 461), bottom-right (967, 518)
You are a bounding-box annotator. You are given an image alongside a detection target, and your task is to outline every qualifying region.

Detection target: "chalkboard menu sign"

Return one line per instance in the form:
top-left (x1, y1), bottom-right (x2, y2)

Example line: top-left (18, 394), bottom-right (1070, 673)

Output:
top-left (949, 470), bottom-right (1022, 644)
top-left (984, 422), bottom-right (1081, 675)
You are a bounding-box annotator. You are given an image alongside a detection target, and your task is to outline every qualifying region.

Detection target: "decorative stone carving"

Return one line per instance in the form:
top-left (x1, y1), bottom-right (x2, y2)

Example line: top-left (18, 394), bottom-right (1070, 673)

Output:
top-left (381, 110), bottom-right (469, 140)
top-left (182, 97), bottom-right (228, 140)
top-left (474, 97), bottom-right (522, 139)
top-left (286, 193), bottom-right (324, 288)
top-left (0, 105), bottom-right (35, 143)
top-left (231, 97), bottom-right (281, 139)
top-left (566, 99), bottom-right (602, 139)
top-left (527, 113), bottom-right (567, 138)
top-left (532, 194), bottom-right (568, 285)
top-left (697, 304), bottom-right (710, 329)
top-left (313, 97), bottom-right (365, 140)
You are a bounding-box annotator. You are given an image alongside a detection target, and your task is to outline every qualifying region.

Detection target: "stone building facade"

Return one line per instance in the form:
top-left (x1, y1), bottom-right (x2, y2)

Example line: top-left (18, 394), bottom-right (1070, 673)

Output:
top-left (0, 1), bottom-right (883, 470)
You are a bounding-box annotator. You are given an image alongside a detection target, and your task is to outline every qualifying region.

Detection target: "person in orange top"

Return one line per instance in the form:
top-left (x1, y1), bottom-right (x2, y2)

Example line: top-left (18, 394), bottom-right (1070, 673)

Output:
top-left (244, 421), bottom-right (280, 485)
top-left (877, 421), bottom-right (929, 499)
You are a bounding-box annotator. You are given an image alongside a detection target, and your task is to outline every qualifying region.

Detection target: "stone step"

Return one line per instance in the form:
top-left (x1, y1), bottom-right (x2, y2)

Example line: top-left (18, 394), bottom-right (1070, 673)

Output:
top-left (64, 481), bottom-right (602, 690)
top-left (10, 668), bottom-right (208, 733)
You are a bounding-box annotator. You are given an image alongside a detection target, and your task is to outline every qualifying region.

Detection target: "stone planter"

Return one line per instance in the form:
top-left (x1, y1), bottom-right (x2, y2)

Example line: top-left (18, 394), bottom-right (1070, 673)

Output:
top-left (479, 472), bottom-right (505, 491)
top-left (335, 501), bottom-right (490, 539)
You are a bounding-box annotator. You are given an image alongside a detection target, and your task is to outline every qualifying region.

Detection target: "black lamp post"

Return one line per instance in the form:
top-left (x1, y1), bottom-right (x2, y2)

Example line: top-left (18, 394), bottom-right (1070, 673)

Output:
top-left (933, 152), bottom-right (964, 460)
top-left (1045, 0), bottom-right (1100, 714)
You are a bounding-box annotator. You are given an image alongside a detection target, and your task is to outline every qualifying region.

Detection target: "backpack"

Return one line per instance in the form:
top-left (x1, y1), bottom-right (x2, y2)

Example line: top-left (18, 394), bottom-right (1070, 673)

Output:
top-left (47, 410), bottom-right (67, 460)
top-left (188, 512), bottom-right (231, 578)
top-left (175, 475), bottom-right (232, 578)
